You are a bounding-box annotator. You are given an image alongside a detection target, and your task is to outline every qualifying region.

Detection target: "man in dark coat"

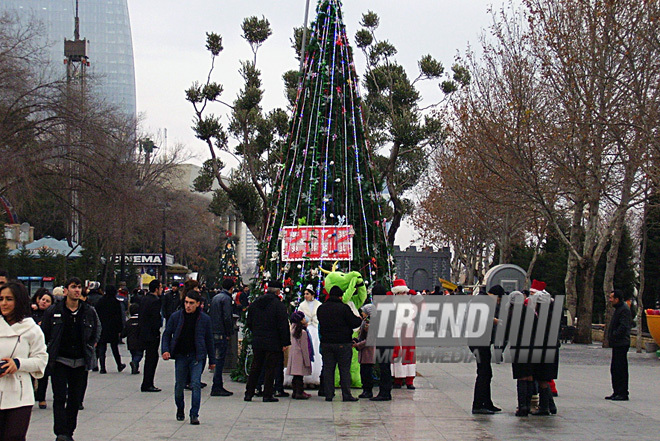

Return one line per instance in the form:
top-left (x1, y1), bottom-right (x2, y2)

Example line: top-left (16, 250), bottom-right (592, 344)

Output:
top-left (95, 285), bottom-right (126, 373)
top-left (244, 281), bottom-right (290, 402)
top-left (209, 278), bottom-right (235, 396)
top-left (606, 289), bottom-right (632, 401)
top-left (470, 284), bottom-right (504, 414)
top-left (161, 283), bottom-right (182, 322)
top-left (41, 277), bottom-right (101, 441)
top-left (139, 279), bottom-right (163, 392)
top-left (317, 285), bottom-right (363, 402)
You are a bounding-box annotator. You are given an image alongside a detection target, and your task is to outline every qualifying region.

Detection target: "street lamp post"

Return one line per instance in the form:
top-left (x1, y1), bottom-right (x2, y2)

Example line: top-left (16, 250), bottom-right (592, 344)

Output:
top-left (161, 202), bottom-right (171, 285)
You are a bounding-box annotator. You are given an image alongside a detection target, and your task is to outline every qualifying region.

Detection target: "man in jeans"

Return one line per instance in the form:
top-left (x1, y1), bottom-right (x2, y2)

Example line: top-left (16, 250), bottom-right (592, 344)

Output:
top-left (209, 278), bottom-right (235, 396)
top-left (317, 285), bottom-right (362, 402)
top-left (41, 277), bottom-right (101, 441)
top-left (161, 289), bottom-right (215, 425)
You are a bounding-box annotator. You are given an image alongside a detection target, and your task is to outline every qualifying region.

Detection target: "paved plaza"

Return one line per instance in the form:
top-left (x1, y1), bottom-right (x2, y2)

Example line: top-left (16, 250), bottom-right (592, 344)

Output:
top-left (27, 344), bottom-right (660, 440)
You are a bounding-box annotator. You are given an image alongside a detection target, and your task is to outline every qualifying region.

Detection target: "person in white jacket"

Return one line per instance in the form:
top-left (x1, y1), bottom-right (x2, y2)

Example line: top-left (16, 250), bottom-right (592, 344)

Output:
top-left (0, 281), bottom-right (48, 441)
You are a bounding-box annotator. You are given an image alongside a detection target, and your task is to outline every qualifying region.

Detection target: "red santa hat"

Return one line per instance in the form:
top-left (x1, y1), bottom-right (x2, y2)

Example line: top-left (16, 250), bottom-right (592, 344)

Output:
top-left (530, 279), bottom-right (547, 293)
top-left (391, 278), bottom-right (409, 295)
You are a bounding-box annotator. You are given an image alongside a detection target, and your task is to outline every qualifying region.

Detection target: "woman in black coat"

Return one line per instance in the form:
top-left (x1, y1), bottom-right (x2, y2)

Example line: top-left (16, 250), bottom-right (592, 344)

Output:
top-left (529, 291), bottom-right (559, 416)
top-left (505, 291), bottom-right (535, 416)
top-left (95, 285), bottom-right (126, 373)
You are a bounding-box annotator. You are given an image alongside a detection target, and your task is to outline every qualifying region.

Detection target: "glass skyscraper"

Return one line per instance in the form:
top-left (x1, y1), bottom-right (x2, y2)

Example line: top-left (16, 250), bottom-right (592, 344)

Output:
top-left (2, 0), bottom-right (136, 117)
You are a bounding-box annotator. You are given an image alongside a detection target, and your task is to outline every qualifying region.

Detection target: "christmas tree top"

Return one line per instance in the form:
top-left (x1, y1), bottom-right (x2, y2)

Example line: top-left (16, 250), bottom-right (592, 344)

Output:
top-left (260, 0), bottom-right (393, 302)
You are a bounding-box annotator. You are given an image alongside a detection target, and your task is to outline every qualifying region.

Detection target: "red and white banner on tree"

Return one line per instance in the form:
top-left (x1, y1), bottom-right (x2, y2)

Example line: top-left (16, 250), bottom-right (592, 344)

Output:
top-left (281, 225), bottom-right (354, 261)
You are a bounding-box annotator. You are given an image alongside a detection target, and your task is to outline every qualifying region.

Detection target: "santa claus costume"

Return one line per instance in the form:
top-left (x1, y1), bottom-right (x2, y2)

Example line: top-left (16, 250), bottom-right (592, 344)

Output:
top-left (391, 279), bottom-right (417, 389)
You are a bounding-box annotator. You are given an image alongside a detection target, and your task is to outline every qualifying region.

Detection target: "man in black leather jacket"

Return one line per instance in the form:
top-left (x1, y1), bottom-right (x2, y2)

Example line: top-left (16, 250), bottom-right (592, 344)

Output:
top-left (41, 277), bottom-right (101, 441)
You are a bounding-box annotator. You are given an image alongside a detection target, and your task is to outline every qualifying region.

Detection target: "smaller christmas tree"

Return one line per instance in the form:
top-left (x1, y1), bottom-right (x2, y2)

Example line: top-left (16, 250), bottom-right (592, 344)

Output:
top-left (218, 232), bottom-right (242, 287)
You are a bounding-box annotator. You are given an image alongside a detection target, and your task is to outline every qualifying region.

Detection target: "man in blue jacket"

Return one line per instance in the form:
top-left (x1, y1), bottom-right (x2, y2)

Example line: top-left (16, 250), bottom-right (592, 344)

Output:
top-left (161, 287), bottom-right (215, 425)
top-left (209, 278), bottom-right (235, 396)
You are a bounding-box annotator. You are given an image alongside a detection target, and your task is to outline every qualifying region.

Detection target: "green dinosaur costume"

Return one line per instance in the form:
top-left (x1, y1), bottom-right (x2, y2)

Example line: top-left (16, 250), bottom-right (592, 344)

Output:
top-left (323, 266), bottom-right (367, 388)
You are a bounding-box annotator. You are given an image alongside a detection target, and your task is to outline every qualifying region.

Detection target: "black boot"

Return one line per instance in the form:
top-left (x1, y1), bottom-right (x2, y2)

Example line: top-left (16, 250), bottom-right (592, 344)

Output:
top-left (531, 387), bottom-right (551, 416)
top-left (358, 389), bottom-right (373, 399)
top-left (548, 392), bottom-right (557, 415)
top-left (515, 380), bottom-right (528, 417)
top-left (526, 380), bottom-right (535, 412)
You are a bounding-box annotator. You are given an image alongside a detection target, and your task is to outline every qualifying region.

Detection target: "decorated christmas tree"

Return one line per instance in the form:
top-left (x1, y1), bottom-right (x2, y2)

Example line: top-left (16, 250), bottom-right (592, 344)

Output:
top-left (218, 232), bottom-right (243, 287)
top-left (260, 0), bottom-right (393, 303)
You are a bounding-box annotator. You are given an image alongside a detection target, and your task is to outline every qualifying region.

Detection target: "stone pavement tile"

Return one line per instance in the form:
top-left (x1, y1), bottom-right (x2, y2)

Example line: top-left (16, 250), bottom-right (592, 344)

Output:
top-left (281, 418), bottom-right (337, 439)
top-left (225, 417), bottom-right (285, 440)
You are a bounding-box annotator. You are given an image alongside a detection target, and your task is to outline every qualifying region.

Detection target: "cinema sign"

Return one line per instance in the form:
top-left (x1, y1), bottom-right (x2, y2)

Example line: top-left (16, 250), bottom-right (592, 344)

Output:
top-left (113, 253), bottom-right (174, 266)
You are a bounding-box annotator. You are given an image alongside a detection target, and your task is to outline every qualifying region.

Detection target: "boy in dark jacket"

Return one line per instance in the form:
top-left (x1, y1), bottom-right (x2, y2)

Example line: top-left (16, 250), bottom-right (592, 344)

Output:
top-left (41, 277), bottom-right (101, 441)
top-left (161, 290), bottom-right (215, 425)
top-left (122, 303), bottom-right (142, 374)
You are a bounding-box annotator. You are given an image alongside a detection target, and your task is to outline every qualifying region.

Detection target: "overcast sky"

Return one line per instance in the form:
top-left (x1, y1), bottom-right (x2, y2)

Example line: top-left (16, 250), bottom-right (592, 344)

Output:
top-left (127, 1), bottom-right (503, 246)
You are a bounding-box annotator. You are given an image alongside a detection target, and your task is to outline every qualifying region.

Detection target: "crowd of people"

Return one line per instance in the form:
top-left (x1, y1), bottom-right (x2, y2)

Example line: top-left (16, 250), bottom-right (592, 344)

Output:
top-left (0, 267), bottom-right (633, 440)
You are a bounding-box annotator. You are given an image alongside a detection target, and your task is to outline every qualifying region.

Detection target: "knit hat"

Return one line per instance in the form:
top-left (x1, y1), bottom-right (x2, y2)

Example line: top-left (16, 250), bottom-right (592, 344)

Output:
top-left (488, 284), bottom-right (506, 297)
top-left (391, 278), bottom-right (409, 295)
top-left (329, 286), bottom-right (343, 297)
top-left (371, 282), bottom-right (387, 297)
top-left (268, 280), bottom-right (283, 289)
top-left (290, 311), bottom-right (305, 324)
top-left (530, 279), bottom-right (546, 293)
top-left (509, 291), bottom-right (525, 305)
top-left (362, 304), bottom-right (375, 317)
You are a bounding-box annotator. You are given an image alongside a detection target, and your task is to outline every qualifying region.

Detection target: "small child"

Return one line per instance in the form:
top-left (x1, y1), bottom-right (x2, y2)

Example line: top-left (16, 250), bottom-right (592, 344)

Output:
top-left (122, 303), bottom-right (142, 375)
top-left (288, 311), bottom-right (313, 400)
top-left (354, 304), bottom-right (375, 398)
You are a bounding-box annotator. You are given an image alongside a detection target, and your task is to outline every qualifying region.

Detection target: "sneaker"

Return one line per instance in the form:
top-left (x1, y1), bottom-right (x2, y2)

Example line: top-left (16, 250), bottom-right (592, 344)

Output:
top-left (176, 409), bottom-right (185, 421)
top-left (190, 416), bottom-right (200, 425)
